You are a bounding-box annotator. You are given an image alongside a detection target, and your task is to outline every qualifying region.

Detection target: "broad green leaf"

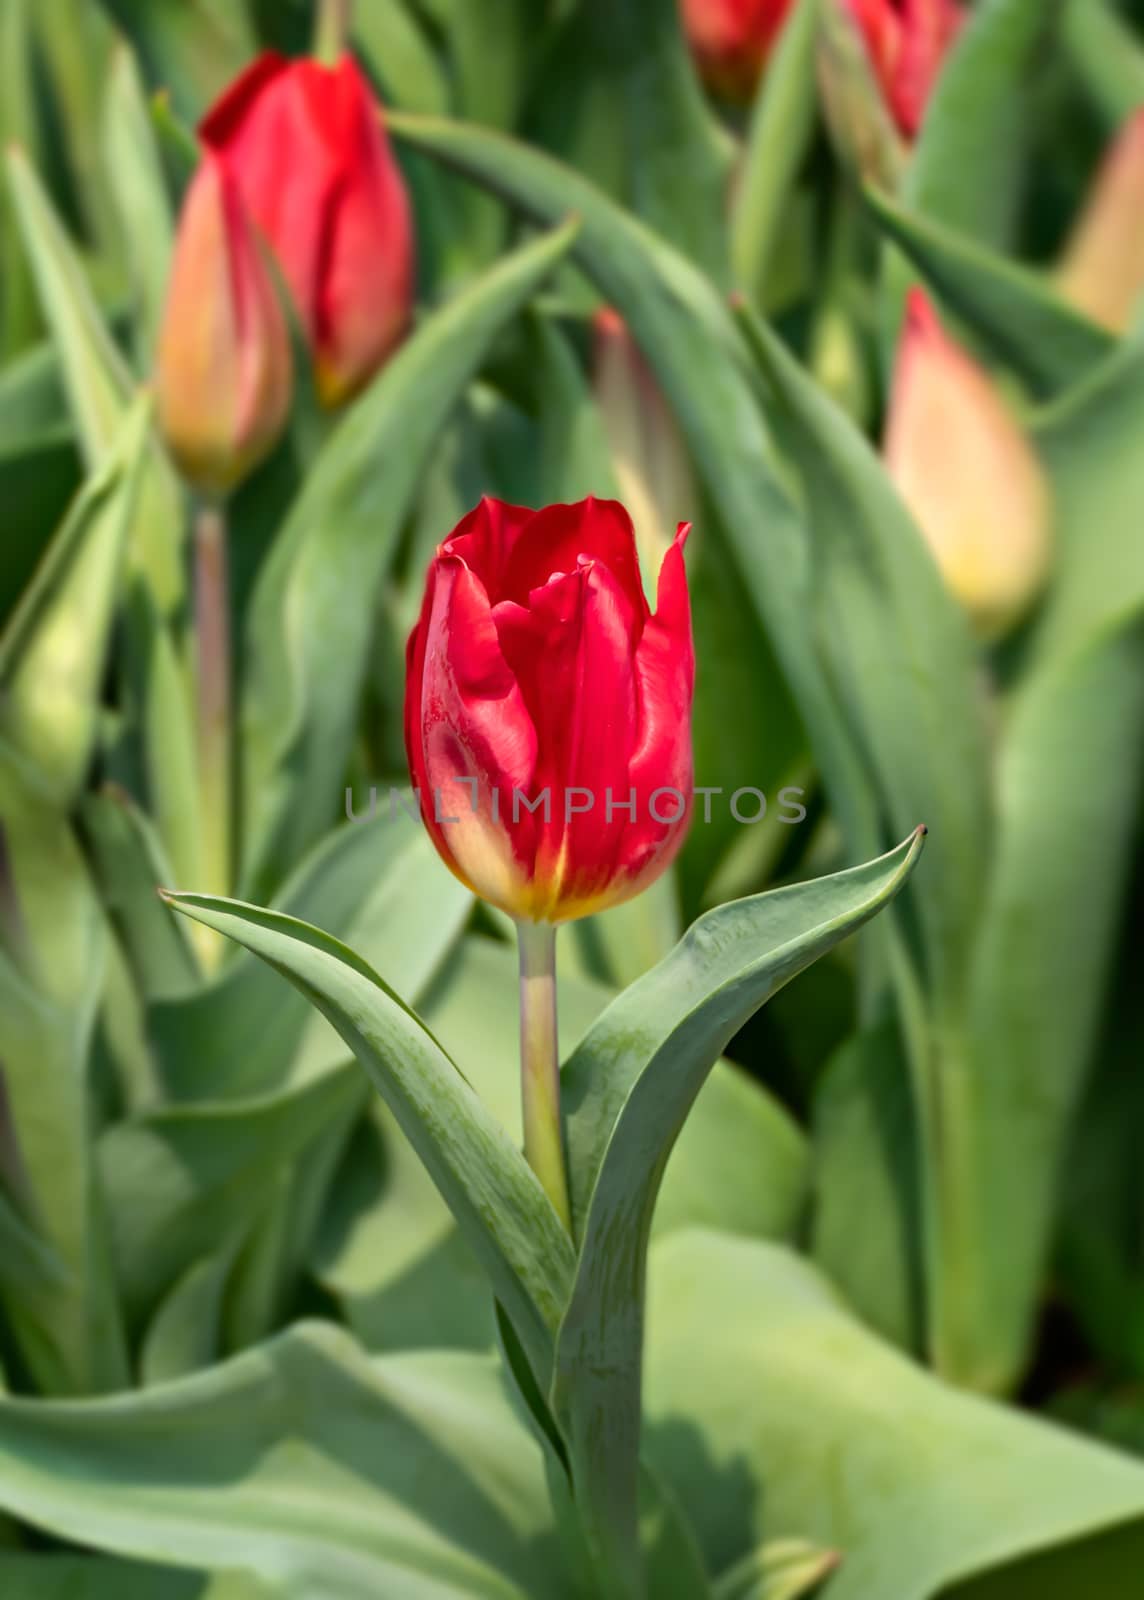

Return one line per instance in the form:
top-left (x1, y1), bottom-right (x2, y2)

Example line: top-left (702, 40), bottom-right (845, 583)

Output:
top-left (352, 0), bottom-right (450, 116)
top-left (0, 0), bottom-right (43, 357)
top-left (881, 0), bottom-right (1063, 362)
top-left (0, 1326), bottom-right (590, 1599)
top-left (810, 1020), bottom-right (923, 1352)
top-left (0, 747), bottom-right (128, 1393)
top-left (1030, 336), bottom-right (1144, 671)
top-left (80, 784), bottom-right (201, 1008)
top-left (713, 1539), bottom-right (839, 1600)
top-left (948, 614), bottom-right (1144, 1390)
top-left (0, 1553), bottom-right (267, 1599)
top-left (1062, 0), bottom-right (1144, 128)
top-left (904, 0), bottom-right (1061, 250)
top-left (154, 806), bottom-right (471, 1101)
top-left (102, 40), bottom-right (173, 366)
top-left (5, 143), bottom-right (183, 614)
top-left (553, 832), bottom-right (925, 1599)
top-left (0, 399), bottom-right (149, 806)
top-left (735, 304), bottom-right (989, 1021)
top-left (527, 0), bottom-right (732, 283)
top-left (865, 184), bottom-right (1115, 398)
top-left (730, 0), bottom-right (820, 307)
top-left (96, 0), bottom-right (255, 119)
top-left (162, 893), bottom-right (575, 1387)
top-left (99, 1063), bottom-right (364, 1328)
top-left (645, 1232), bottom-right (1144, 1600)
top-left (385, 112), bottom-right (884, 882)
top-left (240, 218), bottom-right (581, 897)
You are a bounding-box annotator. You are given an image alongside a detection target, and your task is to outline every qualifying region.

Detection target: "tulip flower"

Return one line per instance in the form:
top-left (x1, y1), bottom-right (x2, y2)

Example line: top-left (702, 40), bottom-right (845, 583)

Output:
top-left (680, 0), bottom-right (795, 102)
top-left (201, 51), bottom-right (414, 408)
top-left (885, 290), bottom-right (1052, 639)
top-left (155, 153), bottom-right (292, 498)
top-left (1058, 108), bottom-right (1144, 333)
top-left (405, 497), bottom-right (694, 1225)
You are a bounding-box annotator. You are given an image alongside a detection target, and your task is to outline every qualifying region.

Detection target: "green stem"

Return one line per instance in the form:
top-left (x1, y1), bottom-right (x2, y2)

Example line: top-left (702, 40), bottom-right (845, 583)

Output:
top-left (193, 499), bottom-right (232, 933)
top-left (516, 921), bottom-right (572, 1233)
top-left (313, 0), bottom-right (352, 63)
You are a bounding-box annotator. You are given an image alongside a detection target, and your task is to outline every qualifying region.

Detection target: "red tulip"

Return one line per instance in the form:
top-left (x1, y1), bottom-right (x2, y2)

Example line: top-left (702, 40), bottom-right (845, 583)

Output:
top-left (156, 153), bottom-right (292, 496)
top-left (679, 0), bottom-right (795, 101)
top-left (405, 498), bottom-right (694, 924)
top-left (201, 51), bottom-right (414, 408)
top-left (845, 0), bottom-right (964, 138)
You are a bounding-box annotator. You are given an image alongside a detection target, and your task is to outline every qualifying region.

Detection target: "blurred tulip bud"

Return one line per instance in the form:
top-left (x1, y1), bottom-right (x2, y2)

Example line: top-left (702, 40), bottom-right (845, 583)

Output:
top-left (592, 309), bottom-right (695, 592)
top-left (156, 154), bottom-right (292, 498)
top-left (818, 0), bottom-right (962, 182)
top-left (885, 290), bottom-right (1052, 639)
top-left (680, 0), bottom-right (795, 102)
top-left (201, 52), bottom-right (414, 409)
top-left (405, 498), bottom-right (694, 924)
top-left (1058, 109), bottom-right (1144, 333)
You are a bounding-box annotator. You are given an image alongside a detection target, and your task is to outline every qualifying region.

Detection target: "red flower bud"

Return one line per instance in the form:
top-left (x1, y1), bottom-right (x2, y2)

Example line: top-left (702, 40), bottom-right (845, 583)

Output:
top-left (405, 498), bottom-right (695, 924)
top-left (679, 0), bottom-right (795, 102)
top-left (155, 154), bottom-right (292, 497)
top-left (201, 51), bottom-right (414, 409)
top-left (844, 0), bottom-right (963, 138)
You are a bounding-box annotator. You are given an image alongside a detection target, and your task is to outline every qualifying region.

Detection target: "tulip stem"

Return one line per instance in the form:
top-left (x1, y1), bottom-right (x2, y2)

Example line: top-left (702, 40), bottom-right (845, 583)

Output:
top-left (314, 0), bottom-right (352, 62)
top-left (193, 498), bottom-right (232, 937)
top-left (516, 921), bottom-right (572, 1234)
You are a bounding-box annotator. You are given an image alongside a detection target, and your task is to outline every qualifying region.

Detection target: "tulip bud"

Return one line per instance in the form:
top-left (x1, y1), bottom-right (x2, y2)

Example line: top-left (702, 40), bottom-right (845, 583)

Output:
top-left (680, 0), bottom-right (795, 102)
top-left (155, 155), bottom-right (292, 498)
top-left (201, 51), bottom-right (415, 409)
top-left (592, 309), bottom-right (695, 594)
top-left (818, 0), bottom-right (962, 182)
top-left (1058, 109), bottom-right (1144, 333)
top-left (884, 291), bottom-right (1051, 639)
top-left (405, 498), bottom-right (694, 923)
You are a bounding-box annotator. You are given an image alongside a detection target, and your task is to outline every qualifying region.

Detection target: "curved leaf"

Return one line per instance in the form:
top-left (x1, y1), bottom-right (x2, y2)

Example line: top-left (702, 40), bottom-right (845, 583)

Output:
top-left (162, 892), bottom-right (575, 1386)
top-left (553, 831), bottom-right (926, 1599)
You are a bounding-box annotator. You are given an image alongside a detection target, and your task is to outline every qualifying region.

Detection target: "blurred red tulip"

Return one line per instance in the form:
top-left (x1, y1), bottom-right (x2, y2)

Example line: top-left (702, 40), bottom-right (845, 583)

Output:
top-left (885, 290), bottom-right (1051, 639)
top-left (1058, 108), bottom-right (1144, 333)
top-left (405, 498), bottom-right (695, 923)
top-left (680, 0), bottom-right (795, 101)
top-left (156, 153), bottom-right (292, 497)
top-left (201, 51), bottom-right (414, 408)
top-left (846, 0), bottom-right (963, 138)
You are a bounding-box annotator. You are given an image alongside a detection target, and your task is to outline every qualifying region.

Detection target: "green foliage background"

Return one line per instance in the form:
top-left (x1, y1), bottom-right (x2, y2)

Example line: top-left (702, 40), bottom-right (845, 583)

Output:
top-left (0, 0), bottom-right (1143, 1596)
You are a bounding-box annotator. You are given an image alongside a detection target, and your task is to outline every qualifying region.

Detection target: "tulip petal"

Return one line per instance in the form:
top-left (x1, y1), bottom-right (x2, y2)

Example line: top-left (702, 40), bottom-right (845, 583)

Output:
top-left (417, 556), bottom-right (539, 909)
top-left (500, 497), bottom-right (648, 619)
top-left (442, 497), bottom-right (537, 593)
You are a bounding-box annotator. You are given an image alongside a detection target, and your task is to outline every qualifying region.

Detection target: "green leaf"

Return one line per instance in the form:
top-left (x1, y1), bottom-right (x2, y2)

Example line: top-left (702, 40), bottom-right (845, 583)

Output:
top-left (527, 0), bottom-right (732, 283)
top-left (0, 1553), bottom-right (266, 1599)
top-left (99, 1063), bottom-right (365, 1329)
top-left (0, 748), bottom-right (128, 1393)
top-left (864, 184), bottom-right (1115, 398)
top-left (162, 893), bottom-right (575, 1387)
top-left (5, 142), bottom-right (183, 614)
top-left (0, 399), bottom-right (149, 806)
top-left (153, 805), bottom-right (471, 1102)
top-left (0, 1326), bottom-right (589, 1598)
top-left (553, 832), bottom-right (925, 1599)
top-left (730, 0), bottom-right (820, 306)
top-left (713, 1539), bottom-right (839, 1600)
top-left (1062, 0), bottom-right (1144, 128)
top-left (239, 217), bottom-right (581, 897)
top-left (102, 40), bottom-right (173, 367)
top-left (645, 1232), bottom-right (1144, 1599)
top-left (734, 304), bottom-right (989, 1021)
